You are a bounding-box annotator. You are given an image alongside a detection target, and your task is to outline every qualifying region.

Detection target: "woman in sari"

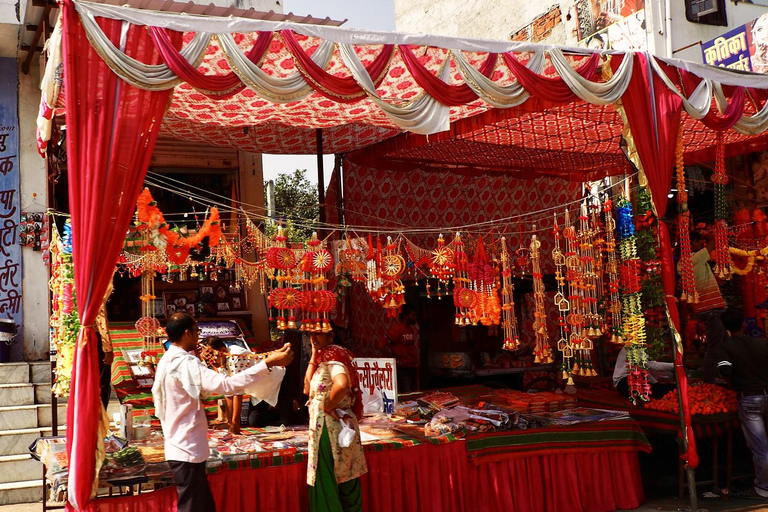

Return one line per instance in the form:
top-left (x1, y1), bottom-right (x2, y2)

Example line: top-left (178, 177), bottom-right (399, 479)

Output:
top-left (304, 329), bottom-right (367, 512)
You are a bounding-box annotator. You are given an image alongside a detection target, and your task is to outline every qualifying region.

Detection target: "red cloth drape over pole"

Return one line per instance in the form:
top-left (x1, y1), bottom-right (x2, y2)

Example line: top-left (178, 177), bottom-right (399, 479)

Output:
top-left (621, 53), bottom-right (699, 506)
top-left (62, 2), bottom-right (179, 509)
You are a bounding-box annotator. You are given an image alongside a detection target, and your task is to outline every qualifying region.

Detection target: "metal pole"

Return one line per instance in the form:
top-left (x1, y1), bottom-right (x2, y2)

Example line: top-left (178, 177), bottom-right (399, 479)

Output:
top-left (316, 129), bottom-right (325, 238)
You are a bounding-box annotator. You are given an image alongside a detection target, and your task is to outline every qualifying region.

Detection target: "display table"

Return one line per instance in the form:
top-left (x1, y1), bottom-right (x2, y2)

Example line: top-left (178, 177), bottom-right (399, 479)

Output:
top-left (576, 387), bottom-right (739, 497)
top-left (85, 419), bottom-right (647, 512)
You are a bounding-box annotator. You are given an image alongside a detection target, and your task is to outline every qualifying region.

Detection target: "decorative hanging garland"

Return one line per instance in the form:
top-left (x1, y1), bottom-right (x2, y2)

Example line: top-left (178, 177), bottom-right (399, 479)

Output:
top-left (552, 214), bottom-right (574, 382)
top-left (603, 198), bottom-right (623, 344)
top-left (530, 231), bottom-right (553, 364)
top-left (616, 196), bottom-right (651, 404)
top-left (500, 236), bottom-right (521, 351)
top-left (635, 186), bottom-right (667, 360)
top-left (452, 233), bottom-right (474, 325)
top-left (712, 133), bottom-right (732, 279)
top-left (675, 128), bottom-right (698, 303)
top-left (48, 222), bottom-right (79, 397)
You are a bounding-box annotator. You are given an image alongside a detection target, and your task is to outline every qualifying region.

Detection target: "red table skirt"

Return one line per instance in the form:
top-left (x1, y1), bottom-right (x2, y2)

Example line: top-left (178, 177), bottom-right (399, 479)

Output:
top-left (92, 443), bottom-right (644, 512)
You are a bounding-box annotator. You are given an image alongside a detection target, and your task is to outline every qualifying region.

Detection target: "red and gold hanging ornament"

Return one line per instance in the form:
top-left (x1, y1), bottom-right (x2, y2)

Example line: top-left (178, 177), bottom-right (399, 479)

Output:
top-left (603, 199), bottom-right (623, 344)
top-left (298, 232), bottom-right (333, 332)
top-left (380, 237), bottom-right (406, 317)
top-left (552, 213), bottom-right (574, 382)
top-left (530, 232), bottom-right (553, 364)
top-left (468, 237), bottom-right (501, 327)
top-left (712, 133), bottom-right (732, 279)
top-left (562, 209), bottom-right (589, 373)
top-left (430, 234), bottom-right (454, 298)
top-left (452, 233), bottom-right (473, 325)
top-left (675, 127), bottom-right (697, 302)
top-left (616, 196), bottom-right (651, 403)
top-left (266, 226), bottom-right (299, 330)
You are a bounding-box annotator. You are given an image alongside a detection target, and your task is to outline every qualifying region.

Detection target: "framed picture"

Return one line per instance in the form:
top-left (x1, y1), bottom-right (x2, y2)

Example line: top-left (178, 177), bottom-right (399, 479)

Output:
top-left (200, 285), bottom-right (214, 298)
top-left (231, 296), bottom-right (242, 310)
top-left (152, 299), bottom-right (165, 318)
top-left (163, 291), bottom-right (197, 317)
top-left (215, 285), bottom-right (228, 301)
top-left (217, 302), bottom-right (230, 311)
top-left (185, 304), bottom-right (197, 316)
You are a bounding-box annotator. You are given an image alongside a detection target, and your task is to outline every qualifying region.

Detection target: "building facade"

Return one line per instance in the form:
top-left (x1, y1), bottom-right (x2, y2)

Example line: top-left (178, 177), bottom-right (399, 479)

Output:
top-left (395, 0), bottom-right (768, 63)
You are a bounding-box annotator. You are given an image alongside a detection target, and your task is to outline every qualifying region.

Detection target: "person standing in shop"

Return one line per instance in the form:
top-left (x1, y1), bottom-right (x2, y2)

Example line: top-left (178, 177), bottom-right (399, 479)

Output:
top-left (385, 304), bottom-right (420, 393)
top-left (152, 313), bottom-right (293, 512)
top-left (304, 327), bottom-right (367, 512)
top-left (718, 309), bottom-right (768, 501)
top-left (682, 230), bottom-right (728, 382)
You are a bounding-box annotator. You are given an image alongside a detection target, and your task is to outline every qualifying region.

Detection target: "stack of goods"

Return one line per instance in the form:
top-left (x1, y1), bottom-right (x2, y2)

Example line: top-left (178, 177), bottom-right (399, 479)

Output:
top-left (416, 392), bottom-right (461, 411)
top-left (481, 389), bottom-right (577, 414)
top-left (206, 428), bottom-right (302, 467)
top-left (645, 383), bottom-right (737, 415)
top-left (424, 406), bottom-right (520, 436)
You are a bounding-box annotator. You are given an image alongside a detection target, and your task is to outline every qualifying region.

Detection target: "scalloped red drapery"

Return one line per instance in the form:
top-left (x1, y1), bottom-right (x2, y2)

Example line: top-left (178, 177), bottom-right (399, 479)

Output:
top-left (399, 46), bottom-right (497, 106)
top-left (147, 27), bottom-right (272, 99)
top-left (281, 29), bottom-right (395, 103)
top-left (502, 52), bottom-right (600, 104)
top-left (61, 1), bottom-right (181, 510)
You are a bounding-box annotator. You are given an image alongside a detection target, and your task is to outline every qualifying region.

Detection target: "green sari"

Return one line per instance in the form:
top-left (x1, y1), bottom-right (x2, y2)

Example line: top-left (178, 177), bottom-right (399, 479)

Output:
top-left (308, 425), bottom-right (363, 512)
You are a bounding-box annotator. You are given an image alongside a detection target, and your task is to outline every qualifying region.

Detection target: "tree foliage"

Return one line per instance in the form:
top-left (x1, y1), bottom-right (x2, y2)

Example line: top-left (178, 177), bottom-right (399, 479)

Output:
top-left (264, 169), bottom-right (319, 242)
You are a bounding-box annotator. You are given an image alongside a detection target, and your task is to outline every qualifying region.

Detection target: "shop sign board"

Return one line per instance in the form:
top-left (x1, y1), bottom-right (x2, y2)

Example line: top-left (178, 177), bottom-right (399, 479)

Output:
top-left (0, 58), bottom-right (22, 340)
top-left (701, 13), bottom-right (768, 72)
top-left (352, 357), bottom-right (398, 415)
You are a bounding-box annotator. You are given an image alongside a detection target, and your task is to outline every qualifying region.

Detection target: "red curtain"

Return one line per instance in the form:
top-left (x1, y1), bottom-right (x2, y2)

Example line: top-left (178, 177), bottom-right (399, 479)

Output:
top-left (503, 53), bottom-right (600, 104)
top-left (400, 47), bottom-right (497, 106)
top-left (621, 54), bottom-right (697, 469)
top-left (148, 28), bottom-right (272, 98)
top-left (281, 30), bottom-right (394, 103)
top-left (62, 1), bottom-right (180, 509)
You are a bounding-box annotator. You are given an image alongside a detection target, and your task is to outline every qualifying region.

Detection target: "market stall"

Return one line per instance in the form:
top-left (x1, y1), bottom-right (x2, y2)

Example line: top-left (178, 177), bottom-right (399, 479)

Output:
top-left (36, 385), bottom-right (649, 512)
top-left (34, 0), bottom-right (768, 510)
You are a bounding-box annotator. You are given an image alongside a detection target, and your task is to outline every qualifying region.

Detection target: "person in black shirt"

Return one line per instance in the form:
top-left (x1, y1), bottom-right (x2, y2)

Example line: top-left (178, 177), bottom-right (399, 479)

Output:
top-left (719, 309), bottom-right (768, 500)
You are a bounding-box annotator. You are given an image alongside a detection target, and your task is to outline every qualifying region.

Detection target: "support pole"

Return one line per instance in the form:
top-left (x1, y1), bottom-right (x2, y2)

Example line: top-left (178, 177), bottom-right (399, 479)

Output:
top-left (316, 129), bottom-right (325, 237)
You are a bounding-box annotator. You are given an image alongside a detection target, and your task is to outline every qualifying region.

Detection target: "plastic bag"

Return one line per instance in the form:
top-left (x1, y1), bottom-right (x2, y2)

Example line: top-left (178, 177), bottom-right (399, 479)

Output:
top-left (363, 387), bottom-right (384, 414)
top-left (337, 410), bottom-right (356, 448)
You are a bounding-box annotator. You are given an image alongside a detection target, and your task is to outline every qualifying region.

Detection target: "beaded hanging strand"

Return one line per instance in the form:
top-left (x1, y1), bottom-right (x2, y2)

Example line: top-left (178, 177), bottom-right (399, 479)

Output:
top-left (616, 196), bottom-right (651, 404)
top-left (531, 230), bottom-right (553, 364)
top-left (553, 213), bottom-right (574, 382)
top-left (713, 132), bottom-right (732, 279)
top-left (675, 127), bottom-right (698, 303)
top-left (604, 198), bottom-right (623, 344)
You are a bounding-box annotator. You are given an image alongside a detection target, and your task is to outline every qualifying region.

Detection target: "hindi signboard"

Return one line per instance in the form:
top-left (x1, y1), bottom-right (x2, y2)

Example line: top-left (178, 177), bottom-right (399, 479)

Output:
top-left (0, 58), bottom-right (22, 342)
top-left (701, 13), bottom-right (768, 72)
top-left (352, 358), bottom-right (398, 415)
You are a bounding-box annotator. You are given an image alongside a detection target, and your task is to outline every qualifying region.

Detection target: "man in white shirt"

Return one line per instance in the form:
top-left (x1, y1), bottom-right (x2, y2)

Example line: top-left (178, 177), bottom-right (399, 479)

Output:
top-left (613, 347), bottom-right (675, 399)
top-left (152, 313), bottom-right (293, 512)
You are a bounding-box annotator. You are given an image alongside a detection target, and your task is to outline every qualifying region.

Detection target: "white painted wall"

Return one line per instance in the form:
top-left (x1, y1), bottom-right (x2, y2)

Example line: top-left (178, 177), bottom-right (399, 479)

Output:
top-left (18, 64), bottom-right (48, 361)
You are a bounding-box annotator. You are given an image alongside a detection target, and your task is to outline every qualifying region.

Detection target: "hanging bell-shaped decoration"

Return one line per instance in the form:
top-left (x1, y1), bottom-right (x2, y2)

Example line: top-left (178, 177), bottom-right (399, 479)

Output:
top-left (287, 318), bottom-right (297, 330)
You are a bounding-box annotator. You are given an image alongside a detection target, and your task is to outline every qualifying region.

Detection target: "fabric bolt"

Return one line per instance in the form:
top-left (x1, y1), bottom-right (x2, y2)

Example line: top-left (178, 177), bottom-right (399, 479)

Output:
top-left (737, 394), bottom-right (768, 497)
top-left (309, 425), bottom-right (363, 512)
top-left (168, 461), bottom-right (217, 512)
top-left (61, 0), bottom-right (181, 507)
top-left (307, 359), bottom-right (367, 486)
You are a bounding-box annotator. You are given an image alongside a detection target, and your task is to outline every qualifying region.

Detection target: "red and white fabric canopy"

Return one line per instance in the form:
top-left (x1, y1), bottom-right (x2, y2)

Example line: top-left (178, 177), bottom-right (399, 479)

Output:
top-left (47, 2), bottom-right (768, 510)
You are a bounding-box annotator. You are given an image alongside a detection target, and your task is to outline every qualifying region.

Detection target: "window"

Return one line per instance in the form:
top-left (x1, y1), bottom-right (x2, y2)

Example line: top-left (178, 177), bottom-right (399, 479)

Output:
top-left (686, 0), bottom-right (727, 26)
